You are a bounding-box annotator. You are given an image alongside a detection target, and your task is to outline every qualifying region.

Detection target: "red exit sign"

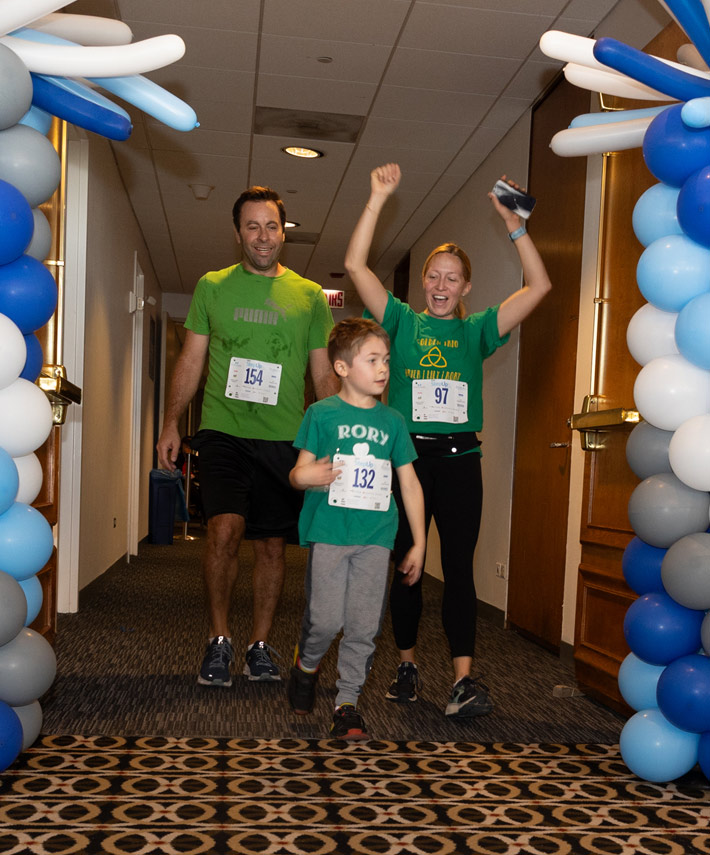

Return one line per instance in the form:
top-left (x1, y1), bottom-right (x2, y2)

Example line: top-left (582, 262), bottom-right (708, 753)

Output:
top-left (324, 290), bottom-right (344, 308)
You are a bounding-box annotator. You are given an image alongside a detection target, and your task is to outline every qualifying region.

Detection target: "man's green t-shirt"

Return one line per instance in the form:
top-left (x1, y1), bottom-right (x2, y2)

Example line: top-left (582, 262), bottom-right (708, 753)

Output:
top-left (374, 293), bottom-right (509, 434)
top-left (185, 264), bottom-right (333, 441)
top-left (294, 396), bottom-right (416, 549)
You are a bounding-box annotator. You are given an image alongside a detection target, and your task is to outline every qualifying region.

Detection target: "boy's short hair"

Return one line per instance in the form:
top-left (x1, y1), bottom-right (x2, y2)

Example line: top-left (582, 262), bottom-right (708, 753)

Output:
top-left (327, 317), bottom-right (390, 367)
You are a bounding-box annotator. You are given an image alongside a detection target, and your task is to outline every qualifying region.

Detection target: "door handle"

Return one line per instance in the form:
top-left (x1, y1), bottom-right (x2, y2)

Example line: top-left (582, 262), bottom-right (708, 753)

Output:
top-left (549, 442), bottom-right (571, 448)
top-left (568, 395), bottom-right (639, 451)
top-left (38, 364), bottom-right (82, 426)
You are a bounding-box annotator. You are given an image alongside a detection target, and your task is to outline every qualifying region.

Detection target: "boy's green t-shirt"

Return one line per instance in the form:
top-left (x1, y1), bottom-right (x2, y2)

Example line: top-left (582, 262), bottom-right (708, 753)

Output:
top-left (294, 396), bottom-right (416, 549)
top-left (371, 293), bottom-right (509, 434)
top-left (185, 264), bottom-right (333, 441)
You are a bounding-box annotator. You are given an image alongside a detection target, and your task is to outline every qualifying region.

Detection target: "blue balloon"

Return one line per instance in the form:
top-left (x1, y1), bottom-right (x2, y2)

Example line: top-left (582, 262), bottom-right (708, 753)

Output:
top-left (0, 700), bottom-right (23, 771)
top-left (18, 105), bottom-right (52, 136)
top-left (675, 291), bottom-right (710, 370)
top-left (632, 183), bottom-right (682, 247)
top-left (623, 592), bottom-right (704, 666)
top-left (622, 537), bottom-right (666, 595)
top-left (0, 502), bottom-right (54, 582)
top-left (0, 449), bottom-right (18, 517)
top-left (682, 96), bottom-right (710, 129)
top-left (20, 333), bottom-right (42, 382)
top-left (0, 179), bottom-right (33, 266)
top-left (0, 254), bottom-right (57, 334)
top-left (677, 165), bottom-right (710, 248)
top-left (663, 0), bottom-right (710, 70)
top-left (570, 106), bottom-right (667, 129)
top-left (19, 574), bottom-right (42, 626)
top-left (31, 73), bottom-right (132, 142)
top-left (657, 654), bottom-right (710, 733)
top-left (594, 37), bottom-right (710, 102)
top-left (643, 105), bottom-right (710, 188)
top-left (636, 234), bottom-right (710, 312)
top-left (620, 708), bottom-right (700, 782)
top-left (618, 652), bottom-right (664, 711)
top-left (698, 731), bottom-right (710, 781)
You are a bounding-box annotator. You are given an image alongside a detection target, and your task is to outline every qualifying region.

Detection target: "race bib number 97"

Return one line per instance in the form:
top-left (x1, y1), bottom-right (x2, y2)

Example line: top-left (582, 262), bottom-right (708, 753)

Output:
top-left (328, 453), bottom-right (391, 511)
top-left (225, 357), bottom-right (282, 405)
top-left (412, 378), bottom-right (468, 423)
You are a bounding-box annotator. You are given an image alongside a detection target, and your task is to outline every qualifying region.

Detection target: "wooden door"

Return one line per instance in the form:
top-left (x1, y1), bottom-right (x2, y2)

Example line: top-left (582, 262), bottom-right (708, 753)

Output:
top-left (573, 23), bottom-right (685, 711)
top-left (506, 77), bottom-right (589, 650)
top-left (29, 120), bottom-right (68, 644)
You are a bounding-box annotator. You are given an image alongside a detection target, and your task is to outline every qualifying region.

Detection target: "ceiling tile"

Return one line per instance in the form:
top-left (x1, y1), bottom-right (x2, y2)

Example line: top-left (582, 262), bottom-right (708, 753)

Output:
top-left (261, 0), bottom-right (411, 42)
top-left (385, 48), bottom-right (520, 95)
top-left (259, 35), bottom-right (393, 84)
top-left (257, 74), bottom-right (376, 116)
top-left (372, 86), bottom-right (495, 126)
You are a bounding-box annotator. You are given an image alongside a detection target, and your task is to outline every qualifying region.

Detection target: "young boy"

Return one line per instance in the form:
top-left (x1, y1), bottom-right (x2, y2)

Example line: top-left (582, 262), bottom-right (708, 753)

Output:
top-left (288, 318), bottom-right (426, 739)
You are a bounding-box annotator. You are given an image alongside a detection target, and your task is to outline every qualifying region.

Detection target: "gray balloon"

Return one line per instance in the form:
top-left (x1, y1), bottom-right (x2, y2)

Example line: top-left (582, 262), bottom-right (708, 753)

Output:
top-left (0, 125), bottom-right (61, 207)
top-left (702, 611), bottom-right (710, 656)
top-left (0, 45), bottom-right (32, 131)
top-left (627, 472), bottom-right (710, 548)
top-left (12, 699), bottom-right (42, 750)
top-left (0, 628), bottom-right (56, 706)
top-left (626, 421), bottom-right (673, 480)
top-left (0, 571), bottom-right (26, 646)
top-left (661, 532), bottom-right (710, 609)
top-left (25, 208), bottom-right (52, 262)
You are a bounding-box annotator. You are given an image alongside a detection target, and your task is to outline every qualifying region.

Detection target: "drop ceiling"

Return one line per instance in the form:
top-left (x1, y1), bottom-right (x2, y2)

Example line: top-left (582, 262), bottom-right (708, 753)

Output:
top-left (64, 0), bottom-right (623, 298)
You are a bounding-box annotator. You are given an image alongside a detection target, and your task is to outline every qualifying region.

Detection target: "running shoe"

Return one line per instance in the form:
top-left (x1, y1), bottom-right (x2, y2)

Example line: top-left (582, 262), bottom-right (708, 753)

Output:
top-left (330, 704), bottom-right (369, 740)
top-left (445, 675), bottom-right (493, 718)
top-left (385, 662), bottom-right (420, 703)
top-left (197, 636), bottom-right (234, 687)
top-left (243, 640), bottom-right (281, 681)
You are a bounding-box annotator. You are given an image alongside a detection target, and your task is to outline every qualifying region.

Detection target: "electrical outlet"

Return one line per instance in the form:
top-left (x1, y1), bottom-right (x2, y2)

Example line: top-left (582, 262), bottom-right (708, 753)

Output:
top-left (495, 562), bottom-right (508, 580)
top-left (113, 518), bottom-right (117, 528)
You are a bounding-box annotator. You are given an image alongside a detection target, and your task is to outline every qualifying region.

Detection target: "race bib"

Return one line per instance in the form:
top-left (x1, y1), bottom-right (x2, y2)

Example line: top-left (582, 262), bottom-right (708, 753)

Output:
top-left (412, 378), bottom-right (468, 424)
top-left (328, 452), bottom-right (391, 512)
top-left (225, 357), bottom-right (282, 405)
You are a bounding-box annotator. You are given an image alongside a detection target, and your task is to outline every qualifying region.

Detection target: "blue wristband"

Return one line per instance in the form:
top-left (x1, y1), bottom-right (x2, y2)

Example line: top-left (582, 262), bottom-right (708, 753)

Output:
top-left (508, 225), bottom-right (526, 242)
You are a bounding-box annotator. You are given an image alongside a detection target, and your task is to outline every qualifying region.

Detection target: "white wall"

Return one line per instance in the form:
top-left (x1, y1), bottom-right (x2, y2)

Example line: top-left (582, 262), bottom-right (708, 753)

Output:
top-left (78, 138), bottom-right (161, 591)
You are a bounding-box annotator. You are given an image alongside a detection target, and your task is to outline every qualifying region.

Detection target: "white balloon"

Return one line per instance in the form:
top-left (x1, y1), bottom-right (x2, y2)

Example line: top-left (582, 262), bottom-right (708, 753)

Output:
top-left (13, 453), bottom-right (42, 505)
top-left (0, 313), bottom-right (26, 390)
top-left (634, 354), bottom-right (710, 431)
top-left (0, 378), bottom-right (53, 457)
top-left (563, 63), bottom-right (673, 101)
top-left (551, 116), bottom-right (653, 157)
top-left (0, 34), bottom-right (186, 77)
top-left (27, 13), bottom-right (133, 46)
top-left (0, 0), bottom-right (66, 37)
top-left (669, 413), bottom-right (710, 491)
top-left (627, 303), bottom-right (679, 366)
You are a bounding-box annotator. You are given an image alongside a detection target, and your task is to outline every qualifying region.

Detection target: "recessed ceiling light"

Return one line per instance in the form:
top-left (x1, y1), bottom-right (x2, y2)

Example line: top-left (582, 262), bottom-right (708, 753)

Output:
top-left (282, 146), bottom-right (323, 159)
top-left (285, 221), bottom-right (300, 229)
top-left (316, 56), bottom-right (333, 63)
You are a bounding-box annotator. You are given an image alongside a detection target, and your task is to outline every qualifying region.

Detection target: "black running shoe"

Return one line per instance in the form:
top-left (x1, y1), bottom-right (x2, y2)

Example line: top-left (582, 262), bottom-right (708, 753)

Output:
top-left (330, 704), bottom-right (369, 740)
top-left (288, 666), bottom-right (319, 715)
top-left (385, 662), bottom-right (420, 703)
top-left (197, 636), bottom-right (234, 687)
top-left (243, 641), bottom-right (281, 681)
top-left (445, 675), bottom-right (493, 718)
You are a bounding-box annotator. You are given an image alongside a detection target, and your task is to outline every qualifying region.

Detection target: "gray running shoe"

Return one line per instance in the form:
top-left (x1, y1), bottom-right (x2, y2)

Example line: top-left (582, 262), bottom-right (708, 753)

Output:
top-left (243, 640), bottom-right (281, 681)
top-left (445, 675), bottom-right (493, 718)
top-left (197, 636), bottom-right (234, 687)
top-left (385, 662), bottom-right (421, 703)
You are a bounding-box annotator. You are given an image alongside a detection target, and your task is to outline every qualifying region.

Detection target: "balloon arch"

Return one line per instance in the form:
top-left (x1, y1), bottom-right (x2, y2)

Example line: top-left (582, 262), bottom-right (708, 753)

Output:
top-left (0, 0), bottom-right (197, 770)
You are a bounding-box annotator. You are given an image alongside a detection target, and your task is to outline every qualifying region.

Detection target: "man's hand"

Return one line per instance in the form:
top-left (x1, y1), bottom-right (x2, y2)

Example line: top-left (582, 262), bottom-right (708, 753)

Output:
top-left (156, 423), bottom-right (181, 471)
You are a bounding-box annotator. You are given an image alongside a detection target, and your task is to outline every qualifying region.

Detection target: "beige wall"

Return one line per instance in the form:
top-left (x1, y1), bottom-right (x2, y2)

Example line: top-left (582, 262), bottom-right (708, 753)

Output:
top-left (78, 138), bottom-right (161, 591)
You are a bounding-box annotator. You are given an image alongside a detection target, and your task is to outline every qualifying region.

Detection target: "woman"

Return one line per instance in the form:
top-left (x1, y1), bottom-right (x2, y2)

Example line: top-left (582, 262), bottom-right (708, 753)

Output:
top-left (344, 163), bottom-right (552, 719)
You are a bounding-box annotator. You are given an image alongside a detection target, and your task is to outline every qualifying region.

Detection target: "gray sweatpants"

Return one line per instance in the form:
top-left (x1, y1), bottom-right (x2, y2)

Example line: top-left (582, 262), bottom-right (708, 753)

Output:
top-left (298, 542), bottom-right (390, 708)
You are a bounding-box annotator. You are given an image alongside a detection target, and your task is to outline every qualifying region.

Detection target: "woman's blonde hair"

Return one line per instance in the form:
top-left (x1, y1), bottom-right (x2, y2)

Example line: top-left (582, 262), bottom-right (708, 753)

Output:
top-left (421, 243), bottom-right (472, 319)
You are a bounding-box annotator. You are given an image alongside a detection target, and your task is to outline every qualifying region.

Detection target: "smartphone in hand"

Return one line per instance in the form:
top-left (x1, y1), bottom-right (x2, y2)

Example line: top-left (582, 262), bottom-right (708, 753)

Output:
top-left (491, 180), bottom-right (536, 219)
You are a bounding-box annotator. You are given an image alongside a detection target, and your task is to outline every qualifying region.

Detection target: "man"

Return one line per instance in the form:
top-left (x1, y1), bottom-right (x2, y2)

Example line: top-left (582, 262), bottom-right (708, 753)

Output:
top-left (157, 186), bottom-right (336, 687)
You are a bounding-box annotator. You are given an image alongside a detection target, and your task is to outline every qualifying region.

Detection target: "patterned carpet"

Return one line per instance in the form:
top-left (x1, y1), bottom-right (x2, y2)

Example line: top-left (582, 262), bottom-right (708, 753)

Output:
top-left (2, 735), bottom-right (710, 855)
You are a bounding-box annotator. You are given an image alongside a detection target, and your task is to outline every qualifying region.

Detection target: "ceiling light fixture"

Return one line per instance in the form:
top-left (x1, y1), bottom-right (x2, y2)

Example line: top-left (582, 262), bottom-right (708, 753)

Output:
top-left (189, 183), bottom-right (214, 200)
top-left (282, 146), bottom-right (323, 159)
top-left (285, 221), bottom-right (300, 229)
top-left (316, 56), bottom-right (333, 63)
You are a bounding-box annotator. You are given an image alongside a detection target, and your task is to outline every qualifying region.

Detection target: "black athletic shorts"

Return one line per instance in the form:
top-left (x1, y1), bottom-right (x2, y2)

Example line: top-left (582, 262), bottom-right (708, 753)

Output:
top-left (189, 429), bottom-right (302, 542)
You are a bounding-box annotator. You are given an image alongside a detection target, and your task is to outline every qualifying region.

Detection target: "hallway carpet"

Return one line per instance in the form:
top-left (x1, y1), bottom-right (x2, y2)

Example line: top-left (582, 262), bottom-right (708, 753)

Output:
top-left (40, 536), bottom-right (624, 743)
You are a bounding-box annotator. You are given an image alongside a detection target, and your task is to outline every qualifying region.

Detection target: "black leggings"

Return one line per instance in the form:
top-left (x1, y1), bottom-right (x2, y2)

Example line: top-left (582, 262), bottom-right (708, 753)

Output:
top-left (391, 451), bottom-right (483, 659)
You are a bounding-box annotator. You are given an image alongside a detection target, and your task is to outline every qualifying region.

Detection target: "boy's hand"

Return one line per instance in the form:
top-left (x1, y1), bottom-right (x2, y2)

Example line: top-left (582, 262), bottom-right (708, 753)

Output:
top-left (305, 455), bottom-right (341, 487)
top-left (398, 544), bottom-right (425, 586)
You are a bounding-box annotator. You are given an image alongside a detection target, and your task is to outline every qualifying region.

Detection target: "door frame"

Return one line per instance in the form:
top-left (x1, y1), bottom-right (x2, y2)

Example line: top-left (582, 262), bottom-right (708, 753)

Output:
top-left (127, 253), bottom-right (144, 561)
top-left (57, 135), bottom-right (89, 614)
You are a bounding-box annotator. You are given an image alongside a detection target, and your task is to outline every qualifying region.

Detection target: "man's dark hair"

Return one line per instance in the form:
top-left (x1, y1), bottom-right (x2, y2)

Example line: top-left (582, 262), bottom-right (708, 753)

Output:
top-left (232, 186), bottom-right (286, 230)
